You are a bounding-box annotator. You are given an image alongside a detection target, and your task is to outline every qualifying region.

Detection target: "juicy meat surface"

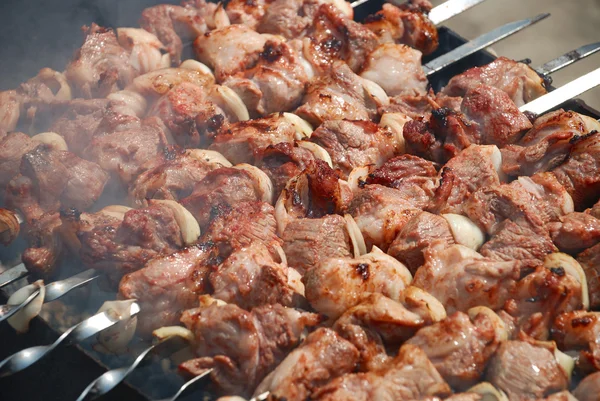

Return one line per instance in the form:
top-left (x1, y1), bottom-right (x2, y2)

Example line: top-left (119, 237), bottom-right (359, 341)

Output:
top-left (180, 302), bottom-right (320, 396)
top-left (553, 311), bottom-right (600, 373)
top-left (281, 214), bottom-right (352, 276)
top-left (486, 340), bottom-right (569, 400)
top-left (360, 43), bottom-right (427, 97)
top-left (312, 344), bottom-right (451, 401)
top-left (66, 24), bottom-right (136, 99)
top-left (365, 154), bottom-right (437, 190)
top-left (309, 119), bottom-right (399, 178)
top-left (549, 212), bottom-right (600, 253)
top-left (442, 57), bottom-right (546, 107)
top-left (388, 211), bottom-right (455, 274)
top-left (573, 371), bottom-right (600, 401)
top-left (253, 328), bottom-right (359, 401)
top-left (209, 242), bottom-right (301, 309)
top-left (407, 311), bottom-right (505, 389)
top-left (255, 142), bottom-right (316, 196)
top-left (578, 243), bottom-right (600, 310)
top-left (0, 132), bottom-right (40, 190)
top-left (118, 243), bottom-right (214, 335)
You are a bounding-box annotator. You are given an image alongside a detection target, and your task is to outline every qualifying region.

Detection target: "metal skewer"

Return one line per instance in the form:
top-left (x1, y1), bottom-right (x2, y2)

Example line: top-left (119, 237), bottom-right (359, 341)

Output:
top-left (77, 335), bottom-right (189, 401)
top-left (0, 288), bottom-right (41, 323)
top-left (423, 13), bottom-right (551, 75)
top-left (0, 302), bottom-right (140, 378)
top-left (534, 42), bottom-right (600, 77)
top-left (152, 369), bottom-right (213, 401)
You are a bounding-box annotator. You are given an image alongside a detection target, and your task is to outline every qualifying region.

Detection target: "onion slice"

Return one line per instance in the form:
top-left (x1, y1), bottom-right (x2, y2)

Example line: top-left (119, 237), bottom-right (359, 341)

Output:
top-left (31, 132), bottom-right (68, 151)
top-left (94, 300), bottom-right (137, 354)
top-left (7, 280), bottom-right (45, 333)
top-left (344, 214), bottom-right (367, 257)
top-left (282, 113), bottom-right (313, 139)
top-left (151, 200), bottom-right (201, 245)
top-left (442, 213), bottom-right (486, 251)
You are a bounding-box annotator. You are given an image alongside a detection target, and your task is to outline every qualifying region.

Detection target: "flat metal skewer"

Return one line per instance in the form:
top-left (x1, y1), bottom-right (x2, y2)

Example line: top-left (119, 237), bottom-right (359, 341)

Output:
top-left (0, 288), bottom-right (41, 323)
top-left (0, 302), bottom-right (140, 378)
top-left (423, 13), bottom-right (551, 76)
top-left (534, 42), bottom-right (600, 77)
top-left (152, 369), bottom-right (213, 401)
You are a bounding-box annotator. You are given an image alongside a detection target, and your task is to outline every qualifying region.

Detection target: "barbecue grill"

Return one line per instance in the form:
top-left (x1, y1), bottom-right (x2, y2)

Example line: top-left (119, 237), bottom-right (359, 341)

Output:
top-left (1, 0), bottom-right (599, 400)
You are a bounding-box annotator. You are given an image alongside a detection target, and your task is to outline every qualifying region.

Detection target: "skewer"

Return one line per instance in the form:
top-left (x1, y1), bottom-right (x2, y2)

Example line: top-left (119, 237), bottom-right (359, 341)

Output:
top-left (76, 335), bottom-right (189, 401)
top-left (0, 287), bottom-right (41, 323)
top-left (423, 13), bottom-right (550, 75)
top-left (520, 67), bottom-right (600, 115)
top-left (0, 302), bottom-right (140, 378)
top-left (151, 369), bottom-right (213, 401)
top-left (534, 42), bottom-right (600, 77)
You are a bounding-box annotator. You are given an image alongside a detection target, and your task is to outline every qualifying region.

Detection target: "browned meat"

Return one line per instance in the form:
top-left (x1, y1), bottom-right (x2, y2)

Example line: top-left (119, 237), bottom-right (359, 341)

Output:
top-left (461, 85), bottom-right (532, 147)
top-left (388, 211), bottom-right (455, 274)
top-left (346, 184), bottom-right (423, 250)
top-left (312, 344), bottom-right (451, 401)
top-left (79, 201), bottom-right (184, 278)
top-left (429, 144), bottom-right (501, 214)
top-left (203, 201), bottom-right (281, 260)
top-left (140, 3), bottom-right (210, 65)
top-left (282, 214), bottom-right (352, 275)
top-left (194, 25), bottom-right (272, 82)
top-left (591, 199), bottom-right (600, 219)
top-left (553, 311), bottom-right (600, 373)
top-left (118, 243), bottom-right (214, 335)
top-left (0, 132), bottom-right (39, 189)
top-left (180, 302), bottom-right (320, 396)
top-left (310, 120), bottom-right (399, 178)
top-left (66, 24), bottom-right (136, 99)
top-left (406, 310), bottom-right (506, 389)
top-left (48, 99), bottom-right (111, 155)
top-left (501, 110), bottom-right (593, 177)
top-left (21, 212), bottom-right (63, 276)
top-left (255, 142), bottom-right (316, 196)
top-left (223, 40), bottom-right (310, 117)
top-left (226, 0), bottom-right (271, 29)
top-left (553, 131), bottom-right (600, 210)
top-left (413, 242), bottom-right (521, 314)
top-left (382, 91), bottom-right (462, 119)
top-left (83, 117), bottom-right (168, 184)
top-left (549, 212), bottom-right (600, 253)
top-left (365, 154), bottom-right (437, 189)
top-left (0, 90), bottom-right (22, 131)
top-left (295, 61), bottom-right (386, 126)
top-left (210, 242), bottom-right (302, 309)
top-left (304, 249), bottom-right (411, 319)
top-left (253, 328), bottom-right (359, 401)
top-left (403, 108), bottom-right (479, 164)
top-left (361, 43), bottom-right (427, 97)
top-left (180, 167), bottom-right (267, 230)
top-left (128, 147), bottom-right (227, 207)
top-left (210, 114), bottom-right (299, 165)
top-left (578, 243), bottom-right (600, 310)
top-left (303, 4), bottom-right (378, 73)
top-left (486, 340), bottom-right (569, 400)
top-left (364, 3), bottom-right (439, 55)
top-left (480, 220), bottom-right (556, 268)
top-left (442, 57), bottom-right (546, 107)
top-left (573, 371), bottom-right (600, 401)
top-left (464, 184), bottom-right (546, 236)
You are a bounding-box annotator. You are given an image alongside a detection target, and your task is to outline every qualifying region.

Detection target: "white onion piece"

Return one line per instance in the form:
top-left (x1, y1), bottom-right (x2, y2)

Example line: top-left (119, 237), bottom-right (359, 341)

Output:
top-left (117, 28), bottom-right (164, 50)
top-left (233, 164), bottom-right (274, 204)
top-left (282, 113), bottom-right (313, 139)
top-left (37, 68), bottom-right (72, 101)
top-left (468, 382), bottom-right (509, 401)
top-left (544, 253), bottom-right (589, 310)
top-left (361, 77), bottom-right (389, 106)
top-left (287, 267), bottom-right (305, 297)
top-left (380, 112), bottom-right (411, 154)
top-left (180, 59), bottom-right (214, 76)
top-left (488, 145), bottom-right (504, 180)
top-left (159, 54), bottom-right (171, 69)
top-left (330, 0), bottom-right (353, 18)
top-left (213, 3), bottom-right (231, 29)
top-left (347, 166), bottom-right (371, 193)
top-left (442, 213), bottom-right (486, 250)
top-left (212, 85), bottom-right (250, 122)
top-left (7, 280), bottom-right (45, 333)
top-left (99, 205), bottom-right (133, 221)
top-left (273, 244), bottom-right (288, 266)
top-left (107, 90), bottom-right (148, 117)
top-left (364, 246), bottom-right (412, 286)
top-left (467, 306), bottom-right (508, 342)
top-left (198, 294), bottom-right (227, 308)
top-left (153, 326), bottom-right (194, 342)
top-left (151, 200), bottom-right (201, 245)
top-left (95, 300), bottom-right (137, 354)
top-left (555, 347), bottom-right (575, 381)
top-left (401, 286), bottom-right (447, 323)
top-left (297, 141), bottom-right (333, 167)
top-left (31, 132), bottom-right (68, 151)
top-left (581, 114), bottom-right (600, 133)
top-left (344, 214), bottom-right (367, 257)
top-left (186, 149), bottom-right (232, 167)
top-left (274, 189), bottom-right (291, 237)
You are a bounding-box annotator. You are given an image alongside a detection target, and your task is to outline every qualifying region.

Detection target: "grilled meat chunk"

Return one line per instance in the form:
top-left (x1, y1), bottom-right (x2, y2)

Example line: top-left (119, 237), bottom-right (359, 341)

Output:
top-left (549, 212), bottom-right (600, 253)
top-left (442, 57), bottom-right (546, 107)
top-left (365, 154), bottom-right (437, 190)
top-left (573, 372), bottom-right (600, 401)
top-left (486, 340), bottom-right (569, 401)
top-left (553, 311), bottom-right (600, 373)
top-left (253, 328), bottom-right (359, 401)
top-left (180, 302), bottom-right (320, 396)
top-left (118, 243), bottom-right (214, 335)
top-left (256, 142), bottom-right (316, 196)
top-left (578, 243), bottom-right (600, 310)
top-left (0, 132), bottom-right (40, 190)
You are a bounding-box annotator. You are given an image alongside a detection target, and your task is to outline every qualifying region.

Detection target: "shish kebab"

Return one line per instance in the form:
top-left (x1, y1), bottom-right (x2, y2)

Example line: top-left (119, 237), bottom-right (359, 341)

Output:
top-left (0, 24), bottom-right (598, 323)
top-left (0, 6), bottom-right (555, 288)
